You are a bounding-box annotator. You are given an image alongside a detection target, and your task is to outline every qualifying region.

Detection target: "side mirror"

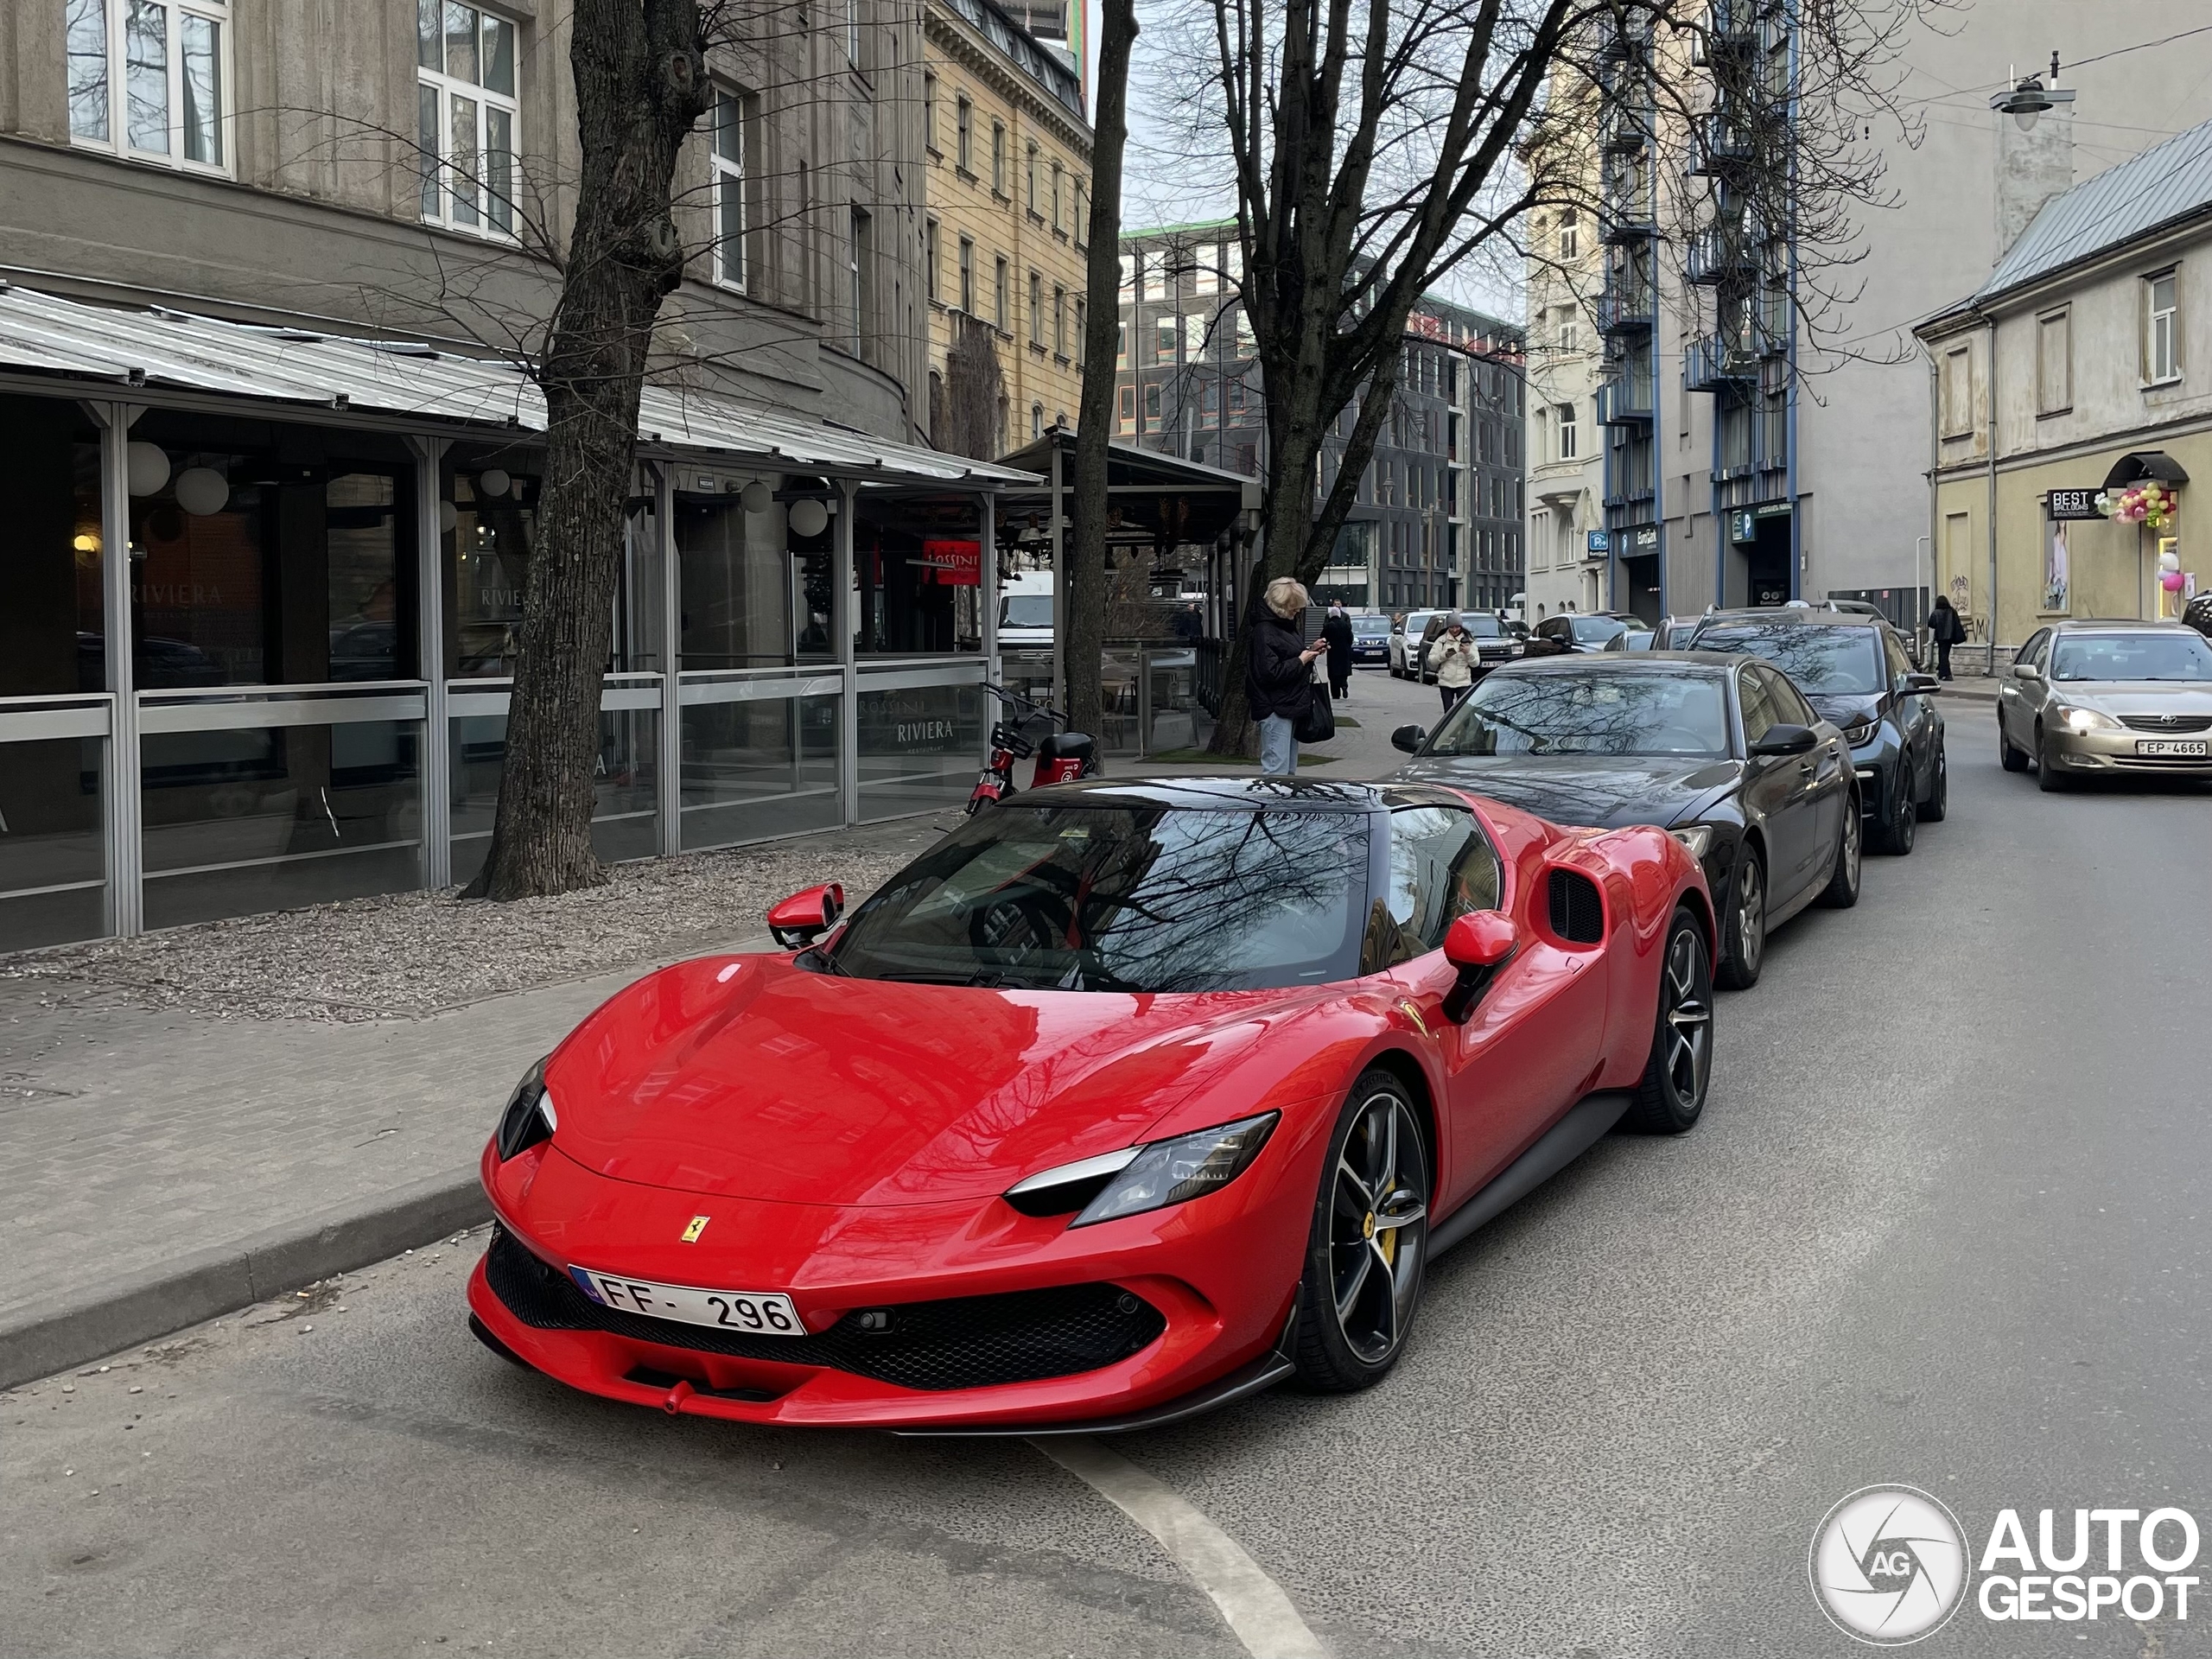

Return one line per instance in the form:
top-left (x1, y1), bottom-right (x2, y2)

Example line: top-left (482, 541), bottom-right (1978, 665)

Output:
top-left (767, 882), bottom-right (845, 949)
top-left (1391, 723), bottom-right (1428, 753)
top-left (1748, 723), bottom-right (1817, 757)
top-left (1441, 911), bottom-right (1518, 1024)
top-left (2011, 660), bottom-right (2043, 681)
top-left (1904, 671), bottom-right (1941, 695)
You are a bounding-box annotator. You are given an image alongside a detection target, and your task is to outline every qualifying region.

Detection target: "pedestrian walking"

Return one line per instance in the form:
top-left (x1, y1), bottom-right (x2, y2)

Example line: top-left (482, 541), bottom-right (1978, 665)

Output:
top-left (1172, 601), bottom-right (1204, 643)
top-left (1928, 594), bottom-right (1966, 680)
top-left (1321, 601), bottom-right (1354, 700)
top-left (1428, 613), bottom-right (1478, 713)
top-left (1247, 577), bottom-right (1325, 775)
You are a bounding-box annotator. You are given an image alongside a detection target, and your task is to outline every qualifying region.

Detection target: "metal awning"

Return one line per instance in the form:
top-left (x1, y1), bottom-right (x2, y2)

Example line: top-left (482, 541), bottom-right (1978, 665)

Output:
top-left (0, 283), bottom-right (1038, 488)
top-left (2103, 450), bottom-right (2191, 490)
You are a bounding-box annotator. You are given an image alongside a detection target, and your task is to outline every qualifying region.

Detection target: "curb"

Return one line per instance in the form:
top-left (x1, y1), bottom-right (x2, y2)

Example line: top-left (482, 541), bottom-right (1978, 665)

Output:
top-left (0, 1169), bottom-right (489, 1391)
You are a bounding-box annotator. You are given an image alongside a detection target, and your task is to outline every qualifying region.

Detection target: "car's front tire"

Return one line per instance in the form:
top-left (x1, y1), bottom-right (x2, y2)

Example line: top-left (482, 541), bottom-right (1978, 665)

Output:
top-left (1999, 721), bottom-right (2029, 772)
top-left (1819, 794), bottom-right (1863, 906)
top-left (1714, 849), bottom-right (1765, 990)
top-left (1872, 778), bottom-right (1916, 855)
top-left (2037, 723), bottom-right (2074, 792)
top-left (1920, 743), bottom-right (1949, 821)
top-left (1292, 1071), bottom-right (1430, 1393)
top-left (1621, 906), bottom-right (1713, 1134)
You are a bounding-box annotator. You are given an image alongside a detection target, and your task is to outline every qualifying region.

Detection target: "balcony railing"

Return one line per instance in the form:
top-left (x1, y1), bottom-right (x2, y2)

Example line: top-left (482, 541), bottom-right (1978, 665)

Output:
top-left (1597, 377), bottom-right (1655, 426)
top-left (1687, 226), bottom-right (1761, 283)
top-left (1602, 204), bottom-right (1658, 244)
top-left (1597, 287), bottom-right (1655, 336)
top-left (1684, 334), bottom-right (1759, 392)
top-left (1687, 113), bottom-right (1761, 176)
top-left (1599, 100), bottom-right (1654, 154)
top-left (1708, 0), bottom-right (1760, 48)
top-left (1596, 14), bottom-right (1656, 60)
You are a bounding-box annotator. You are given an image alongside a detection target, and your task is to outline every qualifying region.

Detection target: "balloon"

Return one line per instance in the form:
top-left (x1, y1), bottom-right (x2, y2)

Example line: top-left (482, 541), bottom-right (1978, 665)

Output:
top-left (2160, 550), bottom-right (2181, 572)
top-left (173, 466), bottom-right (230, 516)
top-left (126, 441), bottom-right (171, 497)
top-left (2163, 569), bottom-right (2187, 592)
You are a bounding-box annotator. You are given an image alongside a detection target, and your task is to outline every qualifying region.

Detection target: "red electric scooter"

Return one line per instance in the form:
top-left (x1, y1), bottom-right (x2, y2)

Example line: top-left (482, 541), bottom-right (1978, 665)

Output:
top-left (965, 683), bottom-right (1103, 814)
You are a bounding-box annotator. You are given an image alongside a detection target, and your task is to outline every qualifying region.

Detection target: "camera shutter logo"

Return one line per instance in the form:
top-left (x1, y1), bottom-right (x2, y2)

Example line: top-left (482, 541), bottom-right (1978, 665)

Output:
top-left (1809, 1485), bottom-right (1971, 1645)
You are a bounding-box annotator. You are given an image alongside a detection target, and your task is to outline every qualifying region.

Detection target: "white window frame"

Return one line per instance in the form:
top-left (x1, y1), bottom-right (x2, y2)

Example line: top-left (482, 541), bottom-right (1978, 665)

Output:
top-left (1028, 268), bottom-right (1043, 346)
top-left (1556, 402), bottom-right (1578, 461)
top-left (2036, 306), bottom-right (2070, 416)
top-left (925, 218), bottom-right (941, 303)
top-left (416, 2), bottom-right (522, 239)
top-left (956, 96), bottom-right (973, 173)
top-left (1073, 178), bottom-right (1088, 249)
top-left (1559, 209), bottom-right (1580, 262)
top-left (1051, 160), bottom-right (1065, 233)
top-left (709, 85), bottom-right (752, 292)
top-left (2146, 269), bottom-right (2182, 385)
top-left (66, 0), bottom-right (235, 175)
top-left (922, 72), bottom-right (938, 155)
top-left (958, 235), bottom-right (976, 314)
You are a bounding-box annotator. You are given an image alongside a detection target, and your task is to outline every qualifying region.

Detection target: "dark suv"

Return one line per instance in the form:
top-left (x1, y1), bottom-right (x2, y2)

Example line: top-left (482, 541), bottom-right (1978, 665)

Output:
top-left (1687, 608), bottom-right (1947, 853)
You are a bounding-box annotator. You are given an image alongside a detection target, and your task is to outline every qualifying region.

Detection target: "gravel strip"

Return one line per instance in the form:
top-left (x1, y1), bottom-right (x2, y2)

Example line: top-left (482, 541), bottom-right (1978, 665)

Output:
top-left (0, 815), bottom-right (960, 1024)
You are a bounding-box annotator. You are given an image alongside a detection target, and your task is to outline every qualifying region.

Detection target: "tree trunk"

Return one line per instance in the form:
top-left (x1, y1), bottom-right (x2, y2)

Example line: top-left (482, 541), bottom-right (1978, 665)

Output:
top-left (465, 1), bottom-right (710, 899)
top-left (1065, 0), bottom-right (1139, 745)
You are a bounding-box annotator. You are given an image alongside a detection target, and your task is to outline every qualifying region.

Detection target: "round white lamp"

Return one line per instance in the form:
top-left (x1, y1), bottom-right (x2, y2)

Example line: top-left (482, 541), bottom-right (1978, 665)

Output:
top-left (788, 497), bottom-right (830, 538)
top-left (173, 467), bottom-right (231, 516)
top-left (126, 442), bottom-right (171, 498)
top-left (741, 480), bottom-right (772, 514)
top-left (478, 467), bottom-right (512, 498)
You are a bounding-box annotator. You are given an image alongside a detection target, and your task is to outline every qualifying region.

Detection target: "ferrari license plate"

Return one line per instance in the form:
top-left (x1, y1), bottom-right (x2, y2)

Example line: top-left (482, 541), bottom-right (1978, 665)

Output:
top-left (2135, 739), bottom-right (2208, 756)
top-left (569, 1267), bottom-right (805, 1336)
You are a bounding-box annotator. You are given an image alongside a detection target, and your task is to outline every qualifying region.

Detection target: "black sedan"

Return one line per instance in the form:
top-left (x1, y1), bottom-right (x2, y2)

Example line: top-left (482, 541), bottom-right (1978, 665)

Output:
top-left (1687, 608), bottom-right (1946, 854)
top-left (1389, 654), bottom-right (1860, 990)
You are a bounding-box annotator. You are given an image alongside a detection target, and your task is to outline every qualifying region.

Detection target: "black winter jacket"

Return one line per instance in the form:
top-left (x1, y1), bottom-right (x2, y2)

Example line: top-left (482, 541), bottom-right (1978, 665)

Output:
top-left (1246, 610), bottom-right (1314, 720)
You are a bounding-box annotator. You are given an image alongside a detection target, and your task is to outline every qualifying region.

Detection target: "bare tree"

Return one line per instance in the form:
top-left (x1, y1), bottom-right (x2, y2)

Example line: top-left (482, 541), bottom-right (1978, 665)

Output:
top-left (938, 314), bottom-right (1010, 461)
top-left (1065, 0), bottom-right (1142, 743)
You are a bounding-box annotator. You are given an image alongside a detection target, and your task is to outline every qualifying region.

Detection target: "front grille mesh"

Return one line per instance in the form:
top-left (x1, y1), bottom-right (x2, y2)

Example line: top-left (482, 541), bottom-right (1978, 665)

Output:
top-left (2121, 715), bottom-right (2212, 734)
top-left (483, 1228), bottom-right (1164, 1392)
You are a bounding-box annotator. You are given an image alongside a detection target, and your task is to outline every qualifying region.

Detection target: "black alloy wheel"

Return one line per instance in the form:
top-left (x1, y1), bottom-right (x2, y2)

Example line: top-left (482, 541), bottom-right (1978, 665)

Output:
top-left (1874, 777), bottom-right (1916, 855)
top-left (1999, 717), bottom-right (2029, 772)
top-left (1715, 850), bottom-right (1765, 990)
top-left (1819, 791), bottom-right (1863, 907)
top-left (1622, 907), bottom-right (1714, 1134)
top-left (1921, 744), bottom-right (1949, 821)
top-left (1293, 1071), bottom-right (1431, 1392)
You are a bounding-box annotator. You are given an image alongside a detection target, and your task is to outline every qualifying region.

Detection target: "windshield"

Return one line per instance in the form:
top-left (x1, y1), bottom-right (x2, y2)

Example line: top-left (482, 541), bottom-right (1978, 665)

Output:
top-left (1000, 595), bottom-right (1053, 627)
top-left (1353, 616), bottom-right (1390, 637)
top-left (1461, 614), bottom-right (1503, 638)
top-left (830, 803), bottom-right (1370, 991)
top-left (1693, 625), bottom-right (1882, 694)
top-left (2051, 632), bottom-right (2212, 682)
top-left (1571, 616), bottom-right (1630, 645)
top-left (1429, 670), bottom-right (1733, 758)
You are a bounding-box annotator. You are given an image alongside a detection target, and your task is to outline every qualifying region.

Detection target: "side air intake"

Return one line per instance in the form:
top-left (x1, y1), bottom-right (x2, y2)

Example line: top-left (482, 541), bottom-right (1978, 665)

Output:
top-left (1548, 868), bottom-right (1605, 944)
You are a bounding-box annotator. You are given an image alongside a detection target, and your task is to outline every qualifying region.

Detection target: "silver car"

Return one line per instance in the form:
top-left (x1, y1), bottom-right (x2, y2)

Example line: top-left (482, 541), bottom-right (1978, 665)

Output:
top-left (1997, 620), bottom-right (2212, 790)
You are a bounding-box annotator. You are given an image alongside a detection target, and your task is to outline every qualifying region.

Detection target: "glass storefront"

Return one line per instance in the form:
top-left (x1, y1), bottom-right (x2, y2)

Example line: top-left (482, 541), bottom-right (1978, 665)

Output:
top-left (449, 703), bottom-right (660, 884)
top-left (857, 679), bottom-right (985, 821)
top-left (0, 730), bottom-right (105, 953)
top-left (679, 691), bottom-right (842, 849)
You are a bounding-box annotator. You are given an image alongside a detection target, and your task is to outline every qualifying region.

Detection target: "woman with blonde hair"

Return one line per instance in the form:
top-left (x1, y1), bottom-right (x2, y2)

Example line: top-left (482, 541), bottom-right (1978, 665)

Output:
top-left (1245, 575), bottom-right (1324, 775)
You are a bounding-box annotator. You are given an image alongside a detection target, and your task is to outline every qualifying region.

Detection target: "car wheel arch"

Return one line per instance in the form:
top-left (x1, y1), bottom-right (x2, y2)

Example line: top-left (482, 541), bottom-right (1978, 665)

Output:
top-left (1362, 1047), bottom-right (1442, 1201)
top-left (1676, 883), bottom-right (1718, 964)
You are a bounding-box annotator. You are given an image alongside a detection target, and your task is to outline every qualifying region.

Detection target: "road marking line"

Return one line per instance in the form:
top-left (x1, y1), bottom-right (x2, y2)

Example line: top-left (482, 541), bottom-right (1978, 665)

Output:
top-left (1033, 1434), bottom-right (1330, 1659)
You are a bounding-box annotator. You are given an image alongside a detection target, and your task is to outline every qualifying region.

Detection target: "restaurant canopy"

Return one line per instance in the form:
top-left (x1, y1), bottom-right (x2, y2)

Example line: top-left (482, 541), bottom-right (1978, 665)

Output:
top-left (0, 283), bottom-right (1039, 488)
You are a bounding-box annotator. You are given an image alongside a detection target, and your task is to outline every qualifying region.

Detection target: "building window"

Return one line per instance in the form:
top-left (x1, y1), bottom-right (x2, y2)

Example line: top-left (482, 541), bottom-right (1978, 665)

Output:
top-left (1194, 246), bottom-right (1219, 296)
top-left (1116, 321), bottom-right (1127, 367)
top-left (1555, 402), bottom-right (1577, 461)
top-left (1142, 258), bottom-right (1165, 303)
top-left (843, 0), bottom-right (860, 66)
top-left (416, 3), bottom-right (519, 234)
top-left (1143, 384), bottom-right (1162, 431)
top-left (2146, 270), bottom-right (2181, 384)
top-left (1026, 142), bottom-right (1039, 215)
top-left (1051, 161), bottom-right (1065, 232)
top-left (2037, 307), bottom-right (2070, 416)
top-left (1075, 298), bottom-right (1085, 366)
top-left (925, 218), bottom-right (939, 302)
top-left (849, 207), bottom-right (870, 355)
top-left (958, 235), bottom-right (975, 313)
top-left (1235, 309), bottom-right (1256, 359)
top-left (710, 86), bottom-right (750, 290)
top-left (1117, 385), bottom-right (1135, 433)
top-left (1053, 286), bottom-right (1067, 356)
top-left (1185, 314), bottom-right (1208, 360)
top-left (1154, 316), bottom-right (1176, 363)
top-left (994, 256), bottom-right (1009, 331)
top-left (1118, 252), bottom-right (1136, 300)
top-left (1032, 403), bottom-right (1044, 440)
top-left (1559, 209), bottom-right (1579, 262)
top-left (956, 96), bottom-right (973, 172)
top-left (1939, 344), bottom-right (1973, 435)
top-left (68, 0), bottom-right (233, 168)
top-left (992, 121), bottom-right (1007, 194)
top-left (922, 72), bottom-right (938, 154)
top-left (1028, 270), bottom-right (1043, 345)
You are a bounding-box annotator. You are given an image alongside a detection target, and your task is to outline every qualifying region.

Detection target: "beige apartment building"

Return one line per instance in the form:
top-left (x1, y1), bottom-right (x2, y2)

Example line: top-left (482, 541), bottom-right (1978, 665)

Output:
top-left (921, 0), bottom-right (1091, 455)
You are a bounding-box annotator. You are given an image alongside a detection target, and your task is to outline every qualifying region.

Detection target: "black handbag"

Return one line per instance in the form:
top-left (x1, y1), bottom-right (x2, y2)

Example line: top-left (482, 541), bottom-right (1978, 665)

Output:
top-left (1292, 678), bottom-right (1335, 744)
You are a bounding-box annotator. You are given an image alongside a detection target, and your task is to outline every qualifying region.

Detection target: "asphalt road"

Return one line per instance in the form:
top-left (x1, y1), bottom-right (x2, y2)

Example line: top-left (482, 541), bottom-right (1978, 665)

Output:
top-left (6, 683), bottom-right (2211, 1659)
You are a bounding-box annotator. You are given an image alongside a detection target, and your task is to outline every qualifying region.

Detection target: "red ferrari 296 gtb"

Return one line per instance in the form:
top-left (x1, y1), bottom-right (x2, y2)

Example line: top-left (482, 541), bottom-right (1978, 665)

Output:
top-left (467, 778), bottom-right (1715, 1433)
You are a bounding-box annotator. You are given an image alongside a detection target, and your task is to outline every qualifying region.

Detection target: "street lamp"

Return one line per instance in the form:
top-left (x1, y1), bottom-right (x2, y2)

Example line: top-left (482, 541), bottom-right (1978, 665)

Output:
top-left (1991, 54), bottom-right (2073, 132)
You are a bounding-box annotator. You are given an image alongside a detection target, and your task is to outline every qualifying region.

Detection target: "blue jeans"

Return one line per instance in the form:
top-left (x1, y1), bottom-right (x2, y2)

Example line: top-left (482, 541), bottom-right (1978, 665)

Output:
top-left (1259, 713), bottom-right (1297, 775)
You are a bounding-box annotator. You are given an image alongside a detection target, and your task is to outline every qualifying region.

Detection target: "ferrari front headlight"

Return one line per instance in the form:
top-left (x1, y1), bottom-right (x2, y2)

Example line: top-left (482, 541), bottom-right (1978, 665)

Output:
top-left (494, 1058), bottom-right (557, 1160)
top-left (1067, 1114), bottom-right (1280, 1228)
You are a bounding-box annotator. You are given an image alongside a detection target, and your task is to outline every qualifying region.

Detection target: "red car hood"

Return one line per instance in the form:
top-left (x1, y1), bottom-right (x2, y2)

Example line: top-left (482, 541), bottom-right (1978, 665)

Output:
top-left (545, 955), bottom-right (1313, 1207)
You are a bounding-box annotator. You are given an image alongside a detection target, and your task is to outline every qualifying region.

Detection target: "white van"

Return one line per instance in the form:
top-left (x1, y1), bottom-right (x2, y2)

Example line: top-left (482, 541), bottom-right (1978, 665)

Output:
top-left (998, 572), bottom-right (1053, 648)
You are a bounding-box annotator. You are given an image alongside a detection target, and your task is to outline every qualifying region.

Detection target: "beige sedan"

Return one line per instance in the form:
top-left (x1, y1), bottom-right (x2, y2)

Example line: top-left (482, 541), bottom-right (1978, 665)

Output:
top-left (1997, 620), bottom-right (2212, 791)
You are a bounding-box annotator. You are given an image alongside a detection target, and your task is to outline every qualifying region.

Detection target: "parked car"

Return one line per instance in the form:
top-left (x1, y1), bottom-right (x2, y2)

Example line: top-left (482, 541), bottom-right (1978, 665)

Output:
top-left (1398, 611), bottom-right (1525, 683)
top-left (1350, 612), bottom-right (1393, 664)
top-left (468, 777), bottom-right (1715, 1429)
top-left (1605, 629), bottom-right (1656, 652)
top-left (1688, 607), bottom-right (1946, 853)
top-left (1530, 613), bottom-right (1636, 654)
top-left (1997, 620), bottom-right (2212, 789)
top-left (1389, 653), bottom-right (1860, 990)
top-left (1389, 610), bottom-right (1445, 677)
